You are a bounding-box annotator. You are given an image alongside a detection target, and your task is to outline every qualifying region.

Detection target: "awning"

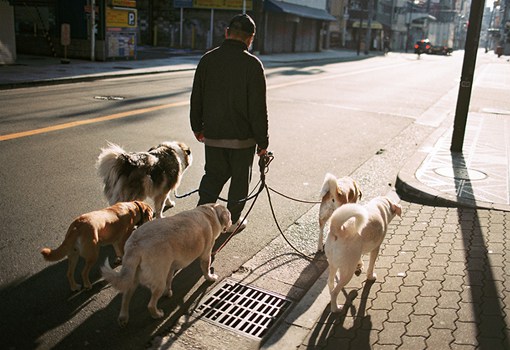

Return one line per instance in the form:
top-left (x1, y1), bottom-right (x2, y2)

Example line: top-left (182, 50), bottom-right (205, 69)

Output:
top-left (265, 0), bottom-right (337, 21)
top-left (352, 21), bottom-right (383, 30)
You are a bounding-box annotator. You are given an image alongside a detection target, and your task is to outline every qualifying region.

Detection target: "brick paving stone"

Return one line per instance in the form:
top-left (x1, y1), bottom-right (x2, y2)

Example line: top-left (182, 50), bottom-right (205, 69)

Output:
top-left (479, 315), bottom-right (507, 339)
top-left (378, 322), bottom-right (405, 346)
top-left (437, 290), bottom-right (461, 309)
top-left (401, 240), bottom-right (420, 252)
top-left (426, 328), bottom-right (454, 348)
top-left (387, 302), bottom-right (413, 322)
top-left (445, 261), bottom-right (466, 275)
top-left (406, 314), bottom-right (432, 337)
top-left (437, 232), bottom-right (456, 243)
top-left (362, 310), bottom-right (388, 331)
top-left (432, 308), bottom-right (458, 330)
top-left (348, 328), bottom-right (377, 349)
top-left (487, 253), bottom-right (505, 267)
top-left (423, 266), bottom-right (446, 281)
top-left (420, 280), bottom-right (442, 297)
top-left (442, 275), bottom-right (464, 292)
top-left (403, 271), bottom-right (425, 287)
top-left (371, 292), bottom-right (397, 310)
top-left (429, 253), bottom-right (449, 267)
top-left (413, 296), bottom-right (438, 316)
top-left (434, 242), bottom-right (453, 254)
top-left (381, 244), bottom-right (401, 256)
top-left (394, 252), bottom-right (413, 264)
top-left (372, 344), bottom-right (397, 350)
top-left (414, 247), bottom-right (434, 259)
top-left (453, 321), bottom-right (478, 346)
top-left (390, 263), bottom-right (410, 276)
top-left (481, 297), bottom-right (506, 316)
top-left (409, 258), bottom-right (429, 272)
top-left (399, 335), bottom-right (427, 350)
top-left (464, 258), bottom-right (485, 271)
top-left (418, 236), bottom-right (437, 247)
top-left (450, 344), bottom-right (477, 350)
top-left (396, 286), bottom-right (419, 304)
top-left (456, 302), bottom-right (479, 322)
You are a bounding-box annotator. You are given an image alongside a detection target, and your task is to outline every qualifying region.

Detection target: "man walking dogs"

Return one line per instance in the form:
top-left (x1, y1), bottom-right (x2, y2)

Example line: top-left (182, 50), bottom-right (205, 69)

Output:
top-left (190, 14), bottom-right (269, 233)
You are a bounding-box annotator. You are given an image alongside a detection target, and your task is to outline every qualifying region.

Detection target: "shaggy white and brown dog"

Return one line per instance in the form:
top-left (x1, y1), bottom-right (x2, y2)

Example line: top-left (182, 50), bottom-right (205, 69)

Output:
top-left (96, 141), bottom-right (192, 218)
top-left (101, 203), bottom-right (231, 327)
top-left (318, 173), bottom-right (362, 252)
top-left (325, 196), bottom-right (401, 313)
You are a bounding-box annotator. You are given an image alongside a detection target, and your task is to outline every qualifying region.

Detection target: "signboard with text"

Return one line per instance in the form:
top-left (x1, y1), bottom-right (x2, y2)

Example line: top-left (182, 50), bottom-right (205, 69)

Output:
top-left (174, 0), bottom-right (252, 10)
top-left (106, 7), bottom-right (137, 28)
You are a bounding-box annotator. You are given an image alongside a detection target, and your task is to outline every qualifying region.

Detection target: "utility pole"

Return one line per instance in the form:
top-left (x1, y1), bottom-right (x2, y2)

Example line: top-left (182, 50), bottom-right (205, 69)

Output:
top-left (450, 0), bottom-right (485, 152)
top-left (365, 0), bottom-right (373, 54)
top-left (91, 0), bottom-right (95, 61)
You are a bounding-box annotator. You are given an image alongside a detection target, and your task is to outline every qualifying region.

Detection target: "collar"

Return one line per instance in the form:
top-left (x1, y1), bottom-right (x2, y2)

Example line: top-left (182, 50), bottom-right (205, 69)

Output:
top-left (134, 201), bottom-right (145, 226)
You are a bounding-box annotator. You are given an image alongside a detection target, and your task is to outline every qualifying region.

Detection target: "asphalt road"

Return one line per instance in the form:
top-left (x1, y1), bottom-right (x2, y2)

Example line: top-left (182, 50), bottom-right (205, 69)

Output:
top-left (0, 52), bottom-right (470, 349)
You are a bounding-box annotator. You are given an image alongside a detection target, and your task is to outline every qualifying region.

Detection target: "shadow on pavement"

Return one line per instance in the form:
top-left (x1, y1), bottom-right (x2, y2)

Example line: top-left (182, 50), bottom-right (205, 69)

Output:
top-left (453, 152), bottom-right (509, 349)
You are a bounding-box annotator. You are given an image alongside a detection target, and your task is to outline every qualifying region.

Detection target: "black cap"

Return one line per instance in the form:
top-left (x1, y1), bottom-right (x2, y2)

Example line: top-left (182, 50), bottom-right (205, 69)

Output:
top-left (227, 14), bottom-right (256, 35)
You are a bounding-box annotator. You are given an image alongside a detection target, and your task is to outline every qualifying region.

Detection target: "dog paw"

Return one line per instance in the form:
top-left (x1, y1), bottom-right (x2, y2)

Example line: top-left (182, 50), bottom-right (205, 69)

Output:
top-left (366, 273), bottom-right (377, 281)
top-left (330, 304), bottom-right (342, 313)
top-left (118, 316), bottom-right (129, 328)
top-left (205, 273), bottom-right (218, 282)
top-left (165, 289), bottom-right (173, 298)
top-left (70, 284), bottom-right (82, 292)
top-left (150, 308), bottom-right (164, 319)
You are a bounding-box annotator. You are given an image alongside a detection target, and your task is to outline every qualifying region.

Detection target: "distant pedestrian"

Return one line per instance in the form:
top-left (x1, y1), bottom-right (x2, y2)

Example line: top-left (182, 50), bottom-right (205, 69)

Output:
top-left (190, 13), bottom-right (269, 233)
top-left (383, 36), bottom-right (391, 55)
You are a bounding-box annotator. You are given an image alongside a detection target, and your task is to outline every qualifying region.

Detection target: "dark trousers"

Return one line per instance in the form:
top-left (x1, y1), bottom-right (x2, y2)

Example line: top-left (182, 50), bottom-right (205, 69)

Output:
top-left (197, 145), bottom-right (255, 223)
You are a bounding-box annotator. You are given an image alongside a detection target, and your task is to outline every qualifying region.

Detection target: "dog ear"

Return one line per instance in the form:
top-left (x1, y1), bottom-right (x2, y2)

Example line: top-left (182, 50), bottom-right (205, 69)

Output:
top-left (214, 205), bottom-right (232, 228)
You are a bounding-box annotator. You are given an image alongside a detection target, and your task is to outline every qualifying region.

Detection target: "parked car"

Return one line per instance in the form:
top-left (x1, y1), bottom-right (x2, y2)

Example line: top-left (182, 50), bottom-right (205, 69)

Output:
top-left (414, 39), bottom-right (452, 56)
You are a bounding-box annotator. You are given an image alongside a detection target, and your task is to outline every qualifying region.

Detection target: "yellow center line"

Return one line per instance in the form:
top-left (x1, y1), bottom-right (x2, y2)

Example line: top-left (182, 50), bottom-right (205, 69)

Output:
top-left (0, 100), bottom-right (189, 142)
top-left (1, 62), bottom-right (409, 142)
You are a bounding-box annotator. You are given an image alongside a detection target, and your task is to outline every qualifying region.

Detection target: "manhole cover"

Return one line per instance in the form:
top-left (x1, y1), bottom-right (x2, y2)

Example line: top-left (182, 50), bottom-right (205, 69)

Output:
top-left (195, 280), bottom-right (292, 339)
top-left (434, 167), bottom-right (487, 180)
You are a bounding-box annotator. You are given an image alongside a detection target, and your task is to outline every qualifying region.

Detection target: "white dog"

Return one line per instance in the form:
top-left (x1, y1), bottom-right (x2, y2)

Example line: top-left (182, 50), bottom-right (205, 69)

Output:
top-left (96, 141), bottom-right (192, 218)
top-left (101, 203), bottom-right (231, 327)
top-left (325, 196), bottom-right (402, 313)
top-left (318, 173), bottom-right (362, 252)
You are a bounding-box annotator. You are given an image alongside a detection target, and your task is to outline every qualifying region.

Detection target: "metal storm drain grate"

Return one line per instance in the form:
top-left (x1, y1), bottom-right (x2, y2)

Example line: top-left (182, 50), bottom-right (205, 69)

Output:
top-left (93, 95), bottom-right (125, 101)
top-left (195, 280), bottom-right (292, 339)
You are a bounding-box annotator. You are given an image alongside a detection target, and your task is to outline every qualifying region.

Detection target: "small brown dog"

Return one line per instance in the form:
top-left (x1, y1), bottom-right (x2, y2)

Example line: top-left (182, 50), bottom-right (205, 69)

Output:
top-left (41, 201), bottom-right (153, 291)
top-left (101, 203), bottom-right (231, 327)
top-left (318, 173), bottom-right (362, 252)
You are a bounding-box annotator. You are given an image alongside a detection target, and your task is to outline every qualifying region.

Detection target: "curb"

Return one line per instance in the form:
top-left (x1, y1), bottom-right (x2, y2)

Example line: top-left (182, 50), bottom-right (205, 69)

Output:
top-left (395, 124), bottom-right (510, 212)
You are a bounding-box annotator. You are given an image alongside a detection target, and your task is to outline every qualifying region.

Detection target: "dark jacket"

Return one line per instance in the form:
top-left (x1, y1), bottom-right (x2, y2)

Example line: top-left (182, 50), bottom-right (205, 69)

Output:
top-left (190, 39), bottom-right (269, 150)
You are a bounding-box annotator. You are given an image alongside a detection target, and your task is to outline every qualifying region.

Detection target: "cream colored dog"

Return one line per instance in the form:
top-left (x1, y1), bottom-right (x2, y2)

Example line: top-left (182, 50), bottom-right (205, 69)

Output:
top-left (325, 196), bottom-right (401, 313)
top-left (318, 173), bottom-right (362, 252)
top-left (41, 201), bottom-right (154, 291)
top-left (101, 203), bottom-right (231, 327)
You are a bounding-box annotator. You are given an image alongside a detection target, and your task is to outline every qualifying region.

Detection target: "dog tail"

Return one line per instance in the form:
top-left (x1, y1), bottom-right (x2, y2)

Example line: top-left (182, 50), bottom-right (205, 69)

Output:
top-left (320, 173), bottom-right (338, 198)
top-left (40, 225), bottom-right (79, 261)
top-left (101, 253), bottom-right (140, 293)
top-left (96, 142), bottom-right (128, 204)
top-left (330, 203), bottom-right (369, 237)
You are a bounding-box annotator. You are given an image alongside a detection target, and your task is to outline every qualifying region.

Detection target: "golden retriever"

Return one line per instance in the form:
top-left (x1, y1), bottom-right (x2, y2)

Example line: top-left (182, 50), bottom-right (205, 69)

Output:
top-left (41, 201), bottom-right (153, 291)
top-left (101, 203), bottom-right (231, 327)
